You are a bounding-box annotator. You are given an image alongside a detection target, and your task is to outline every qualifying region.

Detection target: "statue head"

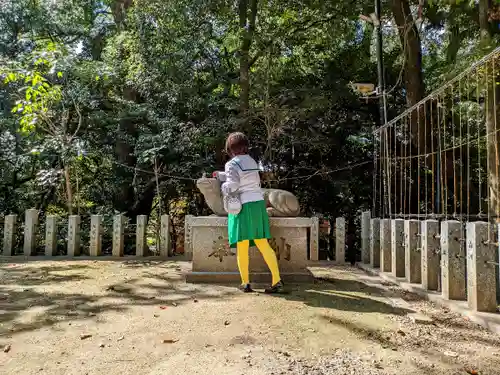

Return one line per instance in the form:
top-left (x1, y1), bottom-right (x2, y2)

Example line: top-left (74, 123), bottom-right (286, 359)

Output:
top-left (196, 175), bottom-right (227, 216)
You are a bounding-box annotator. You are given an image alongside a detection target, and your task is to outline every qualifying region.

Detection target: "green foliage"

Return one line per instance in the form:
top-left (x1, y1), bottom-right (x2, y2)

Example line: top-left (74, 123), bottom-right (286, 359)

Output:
top-left (0, 0), bottom-right (497, 225)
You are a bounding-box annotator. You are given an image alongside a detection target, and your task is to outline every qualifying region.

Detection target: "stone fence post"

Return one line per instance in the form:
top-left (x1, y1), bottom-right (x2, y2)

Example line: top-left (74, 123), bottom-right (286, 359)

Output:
top-left (45, 216), bottom-right (57, 256)
top-left (310, 217), bottom-right (320, 261)
top-left (90, 215), bottom-right (103, 256)
top-left (361, 211), bottom-right (371, 264)
top-left (335, 217), bottom-right (345, 264)
top-left (466, 222), bottom-right (497, 312)
top-left (67, 215), bottom-right (81, 256)
top-left (421, 219), bottom-right (440, 291)
top-left (23, 209), bottom-right (39, 256)
top-left (160, 214), bottom-right (171, 257)
top-left (3, 215), bottom-right (17, 256)
top-left (136, 215), bottom-right (148, 257)
top-left (380, 219), bottom-right (391, 272)
top-left (391, 219), bottom-right (405, 278)
top-left (113, 214), bottom-right (125, 257)
top-left (404, 219), bottom-right (421, 283)
top-left (370, 218), bottom-right (380, 268)
top-left (441, 220), bottom-right (466, 301)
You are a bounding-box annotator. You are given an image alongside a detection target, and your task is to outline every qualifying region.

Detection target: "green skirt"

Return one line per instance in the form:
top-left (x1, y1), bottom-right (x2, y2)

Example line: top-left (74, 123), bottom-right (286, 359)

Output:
top-left (228, 200), bottom-right (271, 248)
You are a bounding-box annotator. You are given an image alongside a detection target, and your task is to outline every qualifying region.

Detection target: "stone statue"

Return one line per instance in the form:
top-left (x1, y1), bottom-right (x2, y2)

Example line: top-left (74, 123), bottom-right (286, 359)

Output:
top-left (196, 175), bottom-right (301, 217)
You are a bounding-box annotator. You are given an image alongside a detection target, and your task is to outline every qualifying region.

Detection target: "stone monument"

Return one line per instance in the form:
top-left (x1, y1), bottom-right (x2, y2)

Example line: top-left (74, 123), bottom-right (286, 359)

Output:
top-left (185, 175), bottom-right (319, 283)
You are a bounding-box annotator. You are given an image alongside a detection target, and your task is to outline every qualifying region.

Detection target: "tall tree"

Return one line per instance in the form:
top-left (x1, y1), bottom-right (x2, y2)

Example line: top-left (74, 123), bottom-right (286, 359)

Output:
top-left (238, 0), bottom-right (258, 130)
top-left (479, 0), bottom-right (500, 219)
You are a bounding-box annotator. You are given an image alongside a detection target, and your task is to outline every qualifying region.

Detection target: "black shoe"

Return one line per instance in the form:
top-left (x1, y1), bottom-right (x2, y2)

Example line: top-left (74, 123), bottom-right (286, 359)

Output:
top-left (239, 284), bottom-right (254, 293)
top-left (265, 280), bottom-right (285, 294)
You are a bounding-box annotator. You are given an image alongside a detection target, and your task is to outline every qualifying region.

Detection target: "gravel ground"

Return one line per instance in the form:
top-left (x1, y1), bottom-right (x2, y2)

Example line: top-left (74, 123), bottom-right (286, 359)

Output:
top-left (0, 259), bottom-right (499, 375)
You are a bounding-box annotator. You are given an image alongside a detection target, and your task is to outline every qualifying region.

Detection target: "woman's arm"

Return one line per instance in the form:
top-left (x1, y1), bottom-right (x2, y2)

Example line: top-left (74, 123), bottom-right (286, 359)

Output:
top-left (221, 161), bottom-right (240, 195)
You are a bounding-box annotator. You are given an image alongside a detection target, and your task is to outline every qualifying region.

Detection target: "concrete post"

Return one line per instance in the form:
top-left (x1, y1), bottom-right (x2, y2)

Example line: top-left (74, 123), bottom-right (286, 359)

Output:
top-left (310, 217), bottom-right (320, 261)
top-left (404, 219), bottom-right (421, 284)
top-left (89, 215), bottom-right (103, 256)
top-left (160, 214), bottom-right (171, 257)
top-left (136, 215), bottom-right (148, 257)
top-left (45, 216), bottom-right (57, 256)
top-left (421, 219), bottom-right (440, 291)
top-left (380, 219), bottom-right (391, 272)
top-left (466, 221), bottom-right (497, 312)
top-left (370, 218), bottom-right (380, 268)
top-left (67, 215), bottom-right (81, 256)
top-left (3, 215), bottom-right (17, 256)
top-left (441, 220), bottom-right (466, 301)
top-left (335, 217), bottom-right (346, 264)
top-left (23, 209), bottom-right (38, 256)
top-left (361, 211), bottom-right (371, 264)
top-left (391, 219), bottom-right (405, 278)
top-left (113, 214), bottom-right (125, 257)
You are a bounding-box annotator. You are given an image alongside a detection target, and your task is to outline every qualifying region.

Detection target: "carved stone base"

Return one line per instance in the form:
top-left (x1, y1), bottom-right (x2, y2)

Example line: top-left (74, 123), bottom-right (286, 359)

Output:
top-left (185, 216), bottom-right (319, 284)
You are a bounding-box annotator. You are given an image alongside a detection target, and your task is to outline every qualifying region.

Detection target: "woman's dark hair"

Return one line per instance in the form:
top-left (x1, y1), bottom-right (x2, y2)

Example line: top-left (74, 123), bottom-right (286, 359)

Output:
top-left (225, 132), bottom-right (249, 156)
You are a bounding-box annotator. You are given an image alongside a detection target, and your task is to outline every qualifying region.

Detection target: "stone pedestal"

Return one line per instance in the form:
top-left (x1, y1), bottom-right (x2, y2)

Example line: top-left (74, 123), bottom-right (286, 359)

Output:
top-left (370, 218), bottom-right (380, 268)
top-left (404, 219), bottom-right (421, 284)
top-left (185, 216), bottom-right (317, 283)
top-left (380, 219), bottom-right (392, 273)
top-left (391, 219), bottom-right (405, 278)
top-left (441, 220), bottom-right (466, 301)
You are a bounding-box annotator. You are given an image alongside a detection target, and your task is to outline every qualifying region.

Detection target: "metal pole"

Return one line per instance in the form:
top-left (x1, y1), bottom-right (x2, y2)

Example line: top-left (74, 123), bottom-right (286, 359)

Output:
top-left (375, 0), bottom-right (386, 124)
top-left (374, 0), bottom-right (387, 125)
top-left (375, 0), bottom-right (387, 216)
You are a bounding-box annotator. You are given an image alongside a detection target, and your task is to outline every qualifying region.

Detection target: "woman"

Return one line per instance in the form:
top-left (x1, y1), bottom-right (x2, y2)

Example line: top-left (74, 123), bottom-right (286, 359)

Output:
top-left (221, 132), bottom-right (285, 293)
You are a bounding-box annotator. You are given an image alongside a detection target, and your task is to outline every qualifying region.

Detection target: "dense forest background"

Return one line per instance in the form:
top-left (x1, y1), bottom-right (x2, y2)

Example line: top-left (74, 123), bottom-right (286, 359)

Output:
top-left (0, 0), bottom-right (499, 254)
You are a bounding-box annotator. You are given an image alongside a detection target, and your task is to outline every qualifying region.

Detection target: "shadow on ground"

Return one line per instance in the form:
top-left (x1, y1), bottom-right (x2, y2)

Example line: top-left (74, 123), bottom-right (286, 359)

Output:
top-left (0, 264), bottom-right (91, 286)
top-left (320, 312), bottom-right (500, 372)
top-left (273, 277), bottom-right (413, 316)
top-left (0, 260), bottom-right (237, 338)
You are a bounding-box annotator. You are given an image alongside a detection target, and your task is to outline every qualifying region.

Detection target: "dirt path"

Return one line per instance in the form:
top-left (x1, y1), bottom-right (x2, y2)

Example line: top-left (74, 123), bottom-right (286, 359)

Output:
top-left (0, 259), bottom-right (499, 375)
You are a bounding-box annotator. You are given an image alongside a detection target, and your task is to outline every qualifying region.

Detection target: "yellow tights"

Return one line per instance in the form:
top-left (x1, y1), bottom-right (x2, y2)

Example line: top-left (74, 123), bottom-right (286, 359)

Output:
top-left (236, 239), bottom-right (281, 286)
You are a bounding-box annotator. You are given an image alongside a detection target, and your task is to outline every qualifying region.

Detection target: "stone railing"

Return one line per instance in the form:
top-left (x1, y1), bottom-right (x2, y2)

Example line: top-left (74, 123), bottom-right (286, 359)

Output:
top-left (1, 209), bottom-right (172, 257)
top-left (359, 211), bottom-right (500, 314)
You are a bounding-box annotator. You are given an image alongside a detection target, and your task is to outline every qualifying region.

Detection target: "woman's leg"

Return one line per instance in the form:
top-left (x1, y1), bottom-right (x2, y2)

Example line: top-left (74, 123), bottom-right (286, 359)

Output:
top-left (254, 238), bottom-right (281, 285)
top-left (236, 240), bottom-right (250, 285)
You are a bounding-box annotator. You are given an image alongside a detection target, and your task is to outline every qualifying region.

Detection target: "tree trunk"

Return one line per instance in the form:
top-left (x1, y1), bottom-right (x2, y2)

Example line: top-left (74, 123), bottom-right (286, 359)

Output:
top-left (390, 0), bottom-right (427, 216)
top-left (64, 164), bottom-right (73, 215)
top-left (238, 0), bottom-right (258, 131)
top-left (391, 0), bottom-right (426, 150)
top-left (479, 0), bottom-right (492, 46)
top-left (109, 0), bottom-right (150, 217)
top-left (113, 114), bottom-right (139, 213)
top-left (111, 0), bottom-right (133, 27)
top-left (480, 0), bottom-right (500, 221)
